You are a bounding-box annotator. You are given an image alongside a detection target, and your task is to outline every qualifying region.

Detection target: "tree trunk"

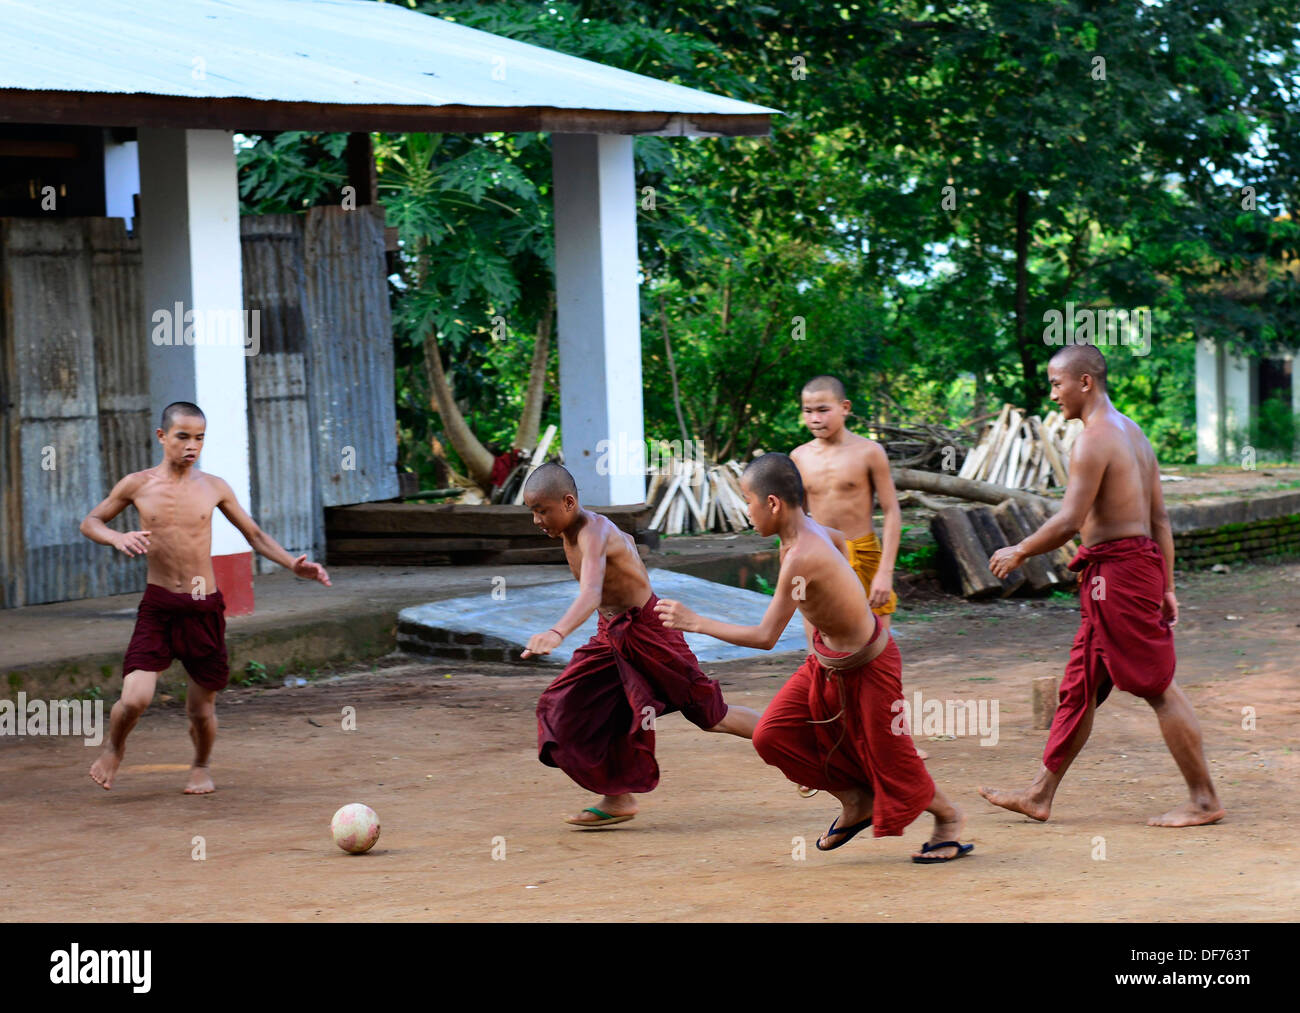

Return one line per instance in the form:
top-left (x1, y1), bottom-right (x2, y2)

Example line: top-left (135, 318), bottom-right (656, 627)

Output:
top-left (659, 294), bottom-right (691, 446)
top-left (720, 258), bottom-right (732, 335)
top-left (513, 291), bottom-right (555, 452)
top-left (1014, 189), bottom-right (1035, 407)
top-left (716, 298), bottom-right (780, 461)
top-left (892, 466), bottom-right (1053, 509)
top-left (422, 330), bottom-right (495, 489)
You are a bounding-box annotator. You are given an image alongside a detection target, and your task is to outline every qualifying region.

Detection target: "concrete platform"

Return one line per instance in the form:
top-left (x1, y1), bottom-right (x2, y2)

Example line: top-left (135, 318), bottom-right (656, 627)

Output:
top-left (0, 531), bottom-right (892, 700)
top-left (0, 564), bottom-right (577, 699)
top-left (396, 567), bottom-right (803, 665)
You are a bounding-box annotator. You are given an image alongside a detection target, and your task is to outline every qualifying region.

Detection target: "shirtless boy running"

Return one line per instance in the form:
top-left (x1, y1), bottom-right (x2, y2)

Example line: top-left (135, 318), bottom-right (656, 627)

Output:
top-left (81, 402), bottom-right (330, 793)
top-left (982, 346), bottom-right (1224, 827)
top-left (790, 375), bottom-right (924, 769)
top-left (523, 463), bottom-right (759, 828)
top-left (657, 452), bottom-right (972, 862)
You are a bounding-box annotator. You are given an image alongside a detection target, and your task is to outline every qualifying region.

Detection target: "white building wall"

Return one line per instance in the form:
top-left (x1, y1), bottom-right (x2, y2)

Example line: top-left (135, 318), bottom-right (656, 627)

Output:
top-left (137, 128), bottom-right (251, 557)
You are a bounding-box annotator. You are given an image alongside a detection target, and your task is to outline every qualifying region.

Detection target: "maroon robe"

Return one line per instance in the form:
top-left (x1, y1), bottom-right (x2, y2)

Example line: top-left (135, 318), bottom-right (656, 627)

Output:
top-left (1043, 535), bottom-right (1175, 772)
top-left (752, 624), bottom-right (936, 837)
top-left (536, 594), bottom-right (729, 795)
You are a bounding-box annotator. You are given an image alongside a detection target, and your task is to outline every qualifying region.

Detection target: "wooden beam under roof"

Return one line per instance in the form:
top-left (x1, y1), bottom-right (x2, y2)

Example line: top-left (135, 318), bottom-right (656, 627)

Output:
top-left (0, 91), bottom-right (772, 137)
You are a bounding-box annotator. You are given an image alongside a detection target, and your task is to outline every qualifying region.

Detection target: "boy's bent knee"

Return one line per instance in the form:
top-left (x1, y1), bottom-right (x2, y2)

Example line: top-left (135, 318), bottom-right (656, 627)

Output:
top-left (118, 695), bottom-right (150, 717)
top-left (752, 720), bottom-right (779, 762)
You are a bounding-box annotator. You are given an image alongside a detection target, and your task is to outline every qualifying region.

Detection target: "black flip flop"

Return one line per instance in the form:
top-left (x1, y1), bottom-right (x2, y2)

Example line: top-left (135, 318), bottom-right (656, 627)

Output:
top-left (912, 840), bottom-right (974, 863)
top-left (815, 815), bottom-right (873, 851)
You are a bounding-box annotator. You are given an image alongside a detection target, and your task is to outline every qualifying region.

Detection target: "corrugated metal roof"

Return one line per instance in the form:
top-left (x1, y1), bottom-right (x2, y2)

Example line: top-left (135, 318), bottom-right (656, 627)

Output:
top-left (0, 0), bottom-right (777, 117)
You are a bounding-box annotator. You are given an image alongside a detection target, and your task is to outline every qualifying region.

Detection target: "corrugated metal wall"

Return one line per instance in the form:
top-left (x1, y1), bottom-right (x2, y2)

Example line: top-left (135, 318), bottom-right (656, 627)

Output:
top-left (0, 227), bottom-right (23, 608)
top-left (1, 210), bottom-right (397, 607)
top-left (88, 218), bottom-right (152, 596)
top-left (241, 214), bottom-right (320, 574)
top-left (303, 206), bottom-right (398, 508)
top-left (0, 218), bottom-right (145, 607)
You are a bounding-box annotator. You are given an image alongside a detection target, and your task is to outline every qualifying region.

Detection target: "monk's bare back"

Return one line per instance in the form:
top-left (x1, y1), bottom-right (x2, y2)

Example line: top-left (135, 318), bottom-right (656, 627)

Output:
top-left (777, 517), bottom-right (878, 654)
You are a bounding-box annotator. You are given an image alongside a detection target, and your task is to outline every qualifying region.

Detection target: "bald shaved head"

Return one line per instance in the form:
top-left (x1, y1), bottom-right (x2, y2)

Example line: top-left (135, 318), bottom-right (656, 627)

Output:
top-left (1050, 344), bottom-right (1107, 389)
top-left (742, 452), bottom-right (805, 509)
top-left (160, 401), bottom-right (205, 432)
top-left (523, 462), bottom-right (578, 502)
top-left (802, 375), bottom-right (847, 402)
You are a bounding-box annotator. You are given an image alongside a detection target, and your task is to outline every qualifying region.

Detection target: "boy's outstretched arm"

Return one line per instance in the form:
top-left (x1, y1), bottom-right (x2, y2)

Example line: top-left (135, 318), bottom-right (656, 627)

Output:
top-left (80, 475), bottom-right (151, 556)
top-left (215, 478), bottom-right (331, 585)
top-left (656, 574), bottom-right (798, 651)
top-left (522, 523), bottom-right (605, 658)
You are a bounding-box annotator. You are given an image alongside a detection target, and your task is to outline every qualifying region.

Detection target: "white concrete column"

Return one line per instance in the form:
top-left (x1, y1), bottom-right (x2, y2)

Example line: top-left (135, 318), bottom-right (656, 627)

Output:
top-left (102, 131), bottom-right (139, 230)
top-left (1293, 355), bottom-right (1300, 460)
top-left (1195, 337), bottom-right (1221, 464)
top-left (551, 133), bottom-right (646, 506)
top-left (137, 129), bottom-right (254, 607)
top-left (1224, 349), bottom-right (1253, 459)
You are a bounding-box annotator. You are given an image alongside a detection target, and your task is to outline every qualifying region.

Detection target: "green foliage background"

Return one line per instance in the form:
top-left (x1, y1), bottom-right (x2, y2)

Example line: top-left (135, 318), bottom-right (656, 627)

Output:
top-left (237, 0), bottom-right (1300, 481)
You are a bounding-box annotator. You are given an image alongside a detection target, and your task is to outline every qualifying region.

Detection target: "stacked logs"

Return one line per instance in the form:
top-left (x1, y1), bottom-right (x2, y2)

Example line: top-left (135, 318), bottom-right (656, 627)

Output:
top-left (930, 499), bottom-right (1079, 599)
top-left (647, 458), bottom-right (752, 534)
top-left (958, 405), bottom-right (1082, 491)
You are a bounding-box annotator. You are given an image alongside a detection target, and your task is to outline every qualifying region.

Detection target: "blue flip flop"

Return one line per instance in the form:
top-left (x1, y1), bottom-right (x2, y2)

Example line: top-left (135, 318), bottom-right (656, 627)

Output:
top-left (815, 815), bottom-right (873, 851)
top-left (912, 840), bottom-right (974, 863)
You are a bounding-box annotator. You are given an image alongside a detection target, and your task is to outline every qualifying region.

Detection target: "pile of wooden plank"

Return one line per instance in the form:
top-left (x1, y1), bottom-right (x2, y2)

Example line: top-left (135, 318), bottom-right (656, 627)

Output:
top-left (958, 405), bottom-right (1082, 491)
top-left (930, 499), bottom-right (1079, 599)
top-left (647, 458), bottom-right (752, 535)
top-left (325, 502), bottom-right (653, 566)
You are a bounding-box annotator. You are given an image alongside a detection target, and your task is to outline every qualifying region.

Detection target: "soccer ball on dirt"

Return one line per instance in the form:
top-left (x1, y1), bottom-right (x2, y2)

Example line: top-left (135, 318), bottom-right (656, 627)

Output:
top-left (331, 803), bottom-right (381, 854)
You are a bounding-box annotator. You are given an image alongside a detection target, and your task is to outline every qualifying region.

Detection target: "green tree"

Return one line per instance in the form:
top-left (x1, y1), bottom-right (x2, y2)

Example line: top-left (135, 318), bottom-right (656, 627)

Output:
top-left (238, 0), bottom-right (1300, 481)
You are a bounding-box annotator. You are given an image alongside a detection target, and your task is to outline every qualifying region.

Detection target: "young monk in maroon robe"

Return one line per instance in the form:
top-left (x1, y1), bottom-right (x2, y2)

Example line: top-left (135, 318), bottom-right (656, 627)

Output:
top-left (523, 463), bottom-right (759, 828)
top-left (983, 345), bottom-right (1225, 827)
top-left (657, 453), bottom-right (973, 862)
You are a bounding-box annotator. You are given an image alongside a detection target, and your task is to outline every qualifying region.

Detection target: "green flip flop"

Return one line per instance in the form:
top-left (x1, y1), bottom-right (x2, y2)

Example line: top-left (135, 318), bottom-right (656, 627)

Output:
top-left (565, 806), bottom-right (635, 829)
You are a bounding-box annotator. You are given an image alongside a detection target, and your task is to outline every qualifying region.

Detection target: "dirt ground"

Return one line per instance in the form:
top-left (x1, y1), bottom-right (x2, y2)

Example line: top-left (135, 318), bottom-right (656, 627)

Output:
top-left (3, 559), bottom-right (1298, 922)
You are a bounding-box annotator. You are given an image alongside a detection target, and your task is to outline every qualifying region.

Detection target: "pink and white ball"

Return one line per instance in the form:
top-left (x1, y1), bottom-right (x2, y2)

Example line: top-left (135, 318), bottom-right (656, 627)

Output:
top-left (331, 803), bottom-right (380, 854)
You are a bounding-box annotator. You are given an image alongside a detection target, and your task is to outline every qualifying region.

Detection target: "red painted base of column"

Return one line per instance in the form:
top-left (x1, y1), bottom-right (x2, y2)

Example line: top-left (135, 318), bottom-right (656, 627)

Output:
top-left (213, 551), bottom-right (254, 616)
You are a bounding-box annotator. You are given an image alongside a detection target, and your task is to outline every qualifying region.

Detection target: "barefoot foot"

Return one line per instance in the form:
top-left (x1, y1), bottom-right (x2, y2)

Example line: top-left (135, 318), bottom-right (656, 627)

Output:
top-left (89, 749), bottom-right (123, 790)
top-left (1147, 799), bottom-right (1225, 827)
top-left (979, 785), bottom-right (1050, 822)
top-left (184, 765), bottom-right (215, 794)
